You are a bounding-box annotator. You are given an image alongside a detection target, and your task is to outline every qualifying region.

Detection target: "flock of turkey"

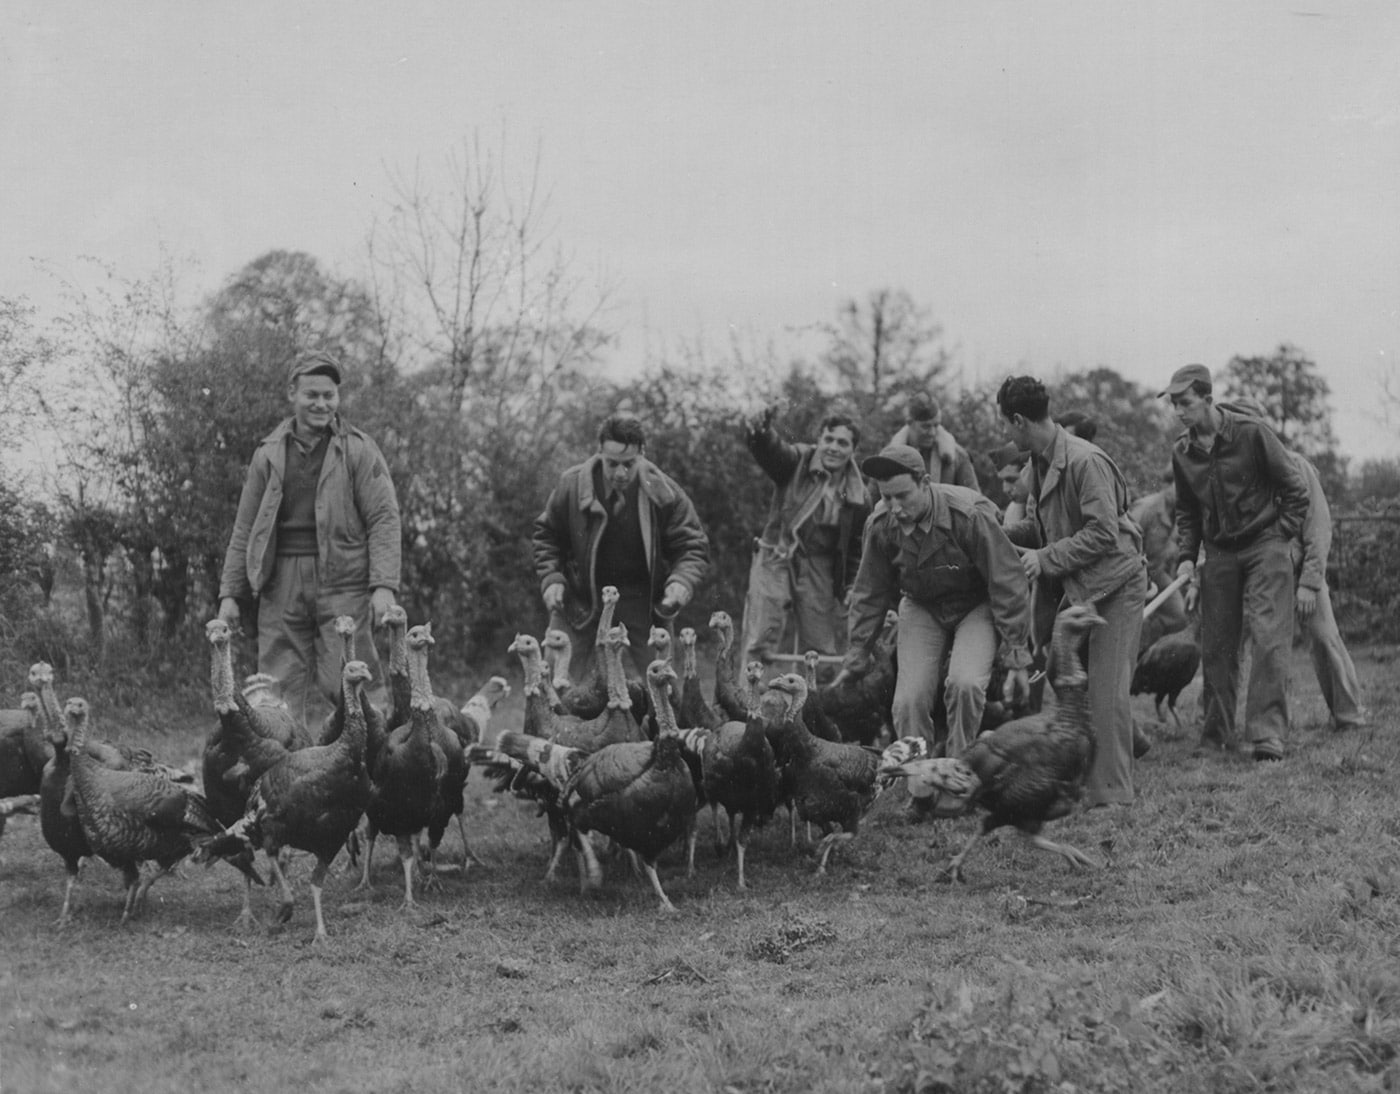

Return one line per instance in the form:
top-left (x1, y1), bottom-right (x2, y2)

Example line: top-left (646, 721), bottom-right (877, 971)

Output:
top-left (0, 582), bottom-right (1198, 941)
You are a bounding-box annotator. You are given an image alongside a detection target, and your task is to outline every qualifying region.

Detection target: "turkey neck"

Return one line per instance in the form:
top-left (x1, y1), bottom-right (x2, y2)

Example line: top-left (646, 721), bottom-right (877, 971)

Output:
top-left (648, 676), bottom-right (680, 736)
top-left (517, 645), bottom-right (547, 699)
top-left (1050, 623), bottom-right (1092, 734)
top-left (604, 637), bottom-right (630, 710)
top-left (407, 642), bottom-right (436, 712)
top-left (681, 638), bottom-right (698, 684)
top-left (33, 671), bottom-right (62, 733)
top-left (595, 593), bottom-right (618, 650)
top-left (339, 677), bottom-right (368, 761)
top-left (548, 637), bottom-right (573, 690)
top-left (210, 637), bottom-right (237, 714)
top-left (386, 621), bottom-right (409, 682)
top-left (337, 624), bottom-right (358, 667)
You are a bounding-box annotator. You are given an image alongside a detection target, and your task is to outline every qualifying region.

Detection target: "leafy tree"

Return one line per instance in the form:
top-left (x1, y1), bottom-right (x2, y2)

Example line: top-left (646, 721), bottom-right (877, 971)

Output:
top-left (1046, 368), bottom-right (1180, 499)
top-left (1351, 458), bottom-right (1400, 511)
top-left (818, 288), bottom-right (951, 404)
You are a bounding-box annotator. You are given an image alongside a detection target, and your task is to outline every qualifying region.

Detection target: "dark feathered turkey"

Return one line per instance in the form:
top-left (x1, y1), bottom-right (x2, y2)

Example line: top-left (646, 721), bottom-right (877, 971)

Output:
top-left (197, 660), bottom-right (373, 942)
top-left (1130, 620), bottom-right (1201, 731)
top-left (817, 610), bottom-right (899, 745)
top-left (888, 604), bottom-right (1108, 882)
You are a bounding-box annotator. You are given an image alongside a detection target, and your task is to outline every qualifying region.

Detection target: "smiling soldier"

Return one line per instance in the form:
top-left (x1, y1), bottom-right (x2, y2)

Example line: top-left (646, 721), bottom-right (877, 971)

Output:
top-left (218, 350), bottom-right (401, 724)
top-left (740, 405), bottom-right (871, 668)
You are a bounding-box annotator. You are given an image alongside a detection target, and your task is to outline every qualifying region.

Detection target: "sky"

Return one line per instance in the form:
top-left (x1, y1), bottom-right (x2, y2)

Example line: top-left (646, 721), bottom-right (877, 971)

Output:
top-left (4, 1), bottom-right (1398, 463)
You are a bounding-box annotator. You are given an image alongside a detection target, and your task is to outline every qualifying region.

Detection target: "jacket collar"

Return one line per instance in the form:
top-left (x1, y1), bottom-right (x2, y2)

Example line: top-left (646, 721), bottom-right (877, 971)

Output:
top-left (805, 448), bottom-right (870, 504)
top-left (260, 414), bottom-right (348, 449)
top-left (1186, 406), bottom-right (1236, 454)
top-left (576, 453), bottom-right (677, 511)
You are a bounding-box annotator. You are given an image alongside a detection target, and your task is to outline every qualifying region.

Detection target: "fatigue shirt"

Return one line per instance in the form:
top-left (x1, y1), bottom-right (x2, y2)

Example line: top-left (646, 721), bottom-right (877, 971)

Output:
top-left (532, 454), bottom-right (710, 631)
top-left (1171, 407), bottom-right (1309, 562)
top-left (747, 425), bottom-right (871, 599)
top-left (1293, 454), bottom-right (1330, 592)
top-left (1004, 425), bottom-right (1144, 606)
top-left (218, 415), bottom-right (401, 600)
top-left (888, 424), bottom-right (980, 490)
top-left (1129, 488), bottom-right (1179, 587)
top-left (843, 484), bottom-right (1032, 675)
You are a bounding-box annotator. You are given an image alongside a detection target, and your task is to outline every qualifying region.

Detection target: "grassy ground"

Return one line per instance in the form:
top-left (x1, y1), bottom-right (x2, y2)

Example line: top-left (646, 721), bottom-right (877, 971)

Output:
top-left (3, 644), bottom-right (1400, 1093)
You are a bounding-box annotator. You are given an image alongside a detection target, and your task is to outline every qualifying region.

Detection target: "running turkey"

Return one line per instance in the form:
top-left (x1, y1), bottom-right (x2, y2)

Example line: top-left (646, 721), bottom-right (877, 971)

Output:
top-left (884, 604), bottom-right (1107, 881)
top-left (1131, 617), bottom-right (1201, 731)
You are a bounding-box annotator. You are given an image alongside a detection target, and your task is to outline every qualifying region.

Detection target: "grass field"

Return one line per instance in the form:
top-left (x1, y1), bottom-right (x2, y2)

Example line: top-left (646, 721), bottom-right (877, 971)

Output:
top-left (3, 642), bottom-right (1400, 1093)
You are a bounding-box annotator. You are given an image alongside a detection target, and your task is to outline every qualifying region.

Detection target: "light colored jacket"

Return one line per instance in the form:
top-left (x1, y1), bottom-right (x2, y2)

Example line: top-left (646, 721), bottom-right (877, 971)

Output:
top-left (1293, 453), bottom-right (1330, 591)
top-left (218, 416), bottom-right (401, 600)
top-left (1005, 424), bottom-right (1144, 607)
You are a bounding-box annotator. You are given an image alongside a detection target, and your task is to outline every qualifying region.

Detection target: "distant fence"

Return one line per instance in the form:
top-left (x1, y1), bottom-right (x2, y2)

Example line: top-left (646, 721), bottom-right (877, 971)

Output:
top-left (1330, 513), bottom-right (1400, 643)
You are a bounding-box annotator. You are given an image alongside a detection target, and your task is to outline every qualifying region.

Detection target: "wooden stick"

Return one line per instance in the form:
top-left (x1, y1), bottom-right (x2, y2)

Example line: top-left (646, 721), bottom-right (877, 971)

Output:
top-left (1143, 572), bottom-right (1191, 620)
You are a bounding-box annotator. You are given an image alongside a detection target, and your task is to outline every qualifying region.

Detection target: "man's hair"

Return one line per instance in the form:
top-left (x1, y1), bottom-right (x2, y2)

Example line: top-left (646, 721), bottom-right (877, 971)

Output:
top-left (1055, 410), bottom-right (1098, 442)
top-left (996, 376), bottom-right (1051, 423)
top-left (818, 413), bottom-right (861, 448)
top-left (598, 415), bottom-right (647, 449)
top-left (905, 393), bottom-right (941, 423)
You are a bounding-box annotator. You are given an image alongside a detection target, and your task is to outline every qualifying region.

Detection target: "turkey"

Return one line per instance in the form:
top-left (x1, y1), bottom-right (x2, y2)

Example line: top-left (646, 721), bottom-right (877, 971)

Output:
top-left (885, 604), bottom-right (1108, 882)
top-left (30, 662), bottom-right (196, 779)
top-left (197, 660), bottom-right (373, 942)
top-left (801, 650), bottom-right (843, 742)
top-left (676, 627), bottom-right (723, 731)
top-left (762, 673), bottom-right (882, 874)
top-left (676, 679), bottom-right (781, 890)
top-left (66, 697), bottom-right (262, 921)
top-left (38, 694), bottom-right (92, 925)
top-left (357, 623), bottom-right (465, 907)
top-left (242, 673), bottom-right (290, 711)
top-left (817, 610), bottom-right (899, 746)
top-left (1, 691), bottom-right (47, 846)
top-left (318, 614), bottom-right (388, 766)
top-left (380, 606), bottom-right (474, 748)
top-left (510, 633), bottom-right (568, 739)
top-left (708, 610), bottom-right (750, 723)
top-left (447, 674), bottom-right (511, 870)
top-left (491, 658), bottom-right (698, 911)
top-left (1131, 617), bottom-right (1201, 732)
top-left (544, 626), bottom-right (648, 754)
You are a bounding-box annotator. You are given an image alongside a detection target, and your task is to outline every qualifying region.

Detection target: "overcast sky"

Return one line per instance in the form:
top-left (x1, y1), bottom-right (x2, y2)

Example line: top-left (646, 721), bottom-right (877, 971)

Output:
top-left (4, 1), bottom-right (1398, 461)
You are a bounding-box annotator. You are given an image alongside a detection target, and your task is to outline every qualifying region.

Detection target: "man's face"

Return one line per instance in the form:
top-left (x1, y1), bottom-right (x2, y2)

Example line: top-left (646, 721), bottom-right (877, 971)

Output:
top-left (289, 373), bottom-right (340, 434)
top-left (1171, 389), bottom-right (1212, 432)
top-left (997, 463), bottom-right (1029, 504)
top-left (1002, 412), bottom-right (1031, 452)
top-left (816, 425), bottom-right (856, 472)
top-left (903, 415), bottom-right (938, 448)
top-left (877, 473), bottom-right (932, 526)
top-left (599, 440), bottom-right (643, 493)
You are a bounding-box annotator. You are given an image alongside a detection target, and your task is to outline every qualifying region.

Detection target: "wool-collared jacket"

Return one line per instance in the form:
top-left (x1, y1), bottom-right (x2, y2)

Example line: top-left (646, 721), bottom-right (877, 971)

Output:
top-left (532, 454), bottom-right (710, 631)
top-left (218, 415), bottom-right (401, 601)
top-left (746, 424), bottom-right (870, 600)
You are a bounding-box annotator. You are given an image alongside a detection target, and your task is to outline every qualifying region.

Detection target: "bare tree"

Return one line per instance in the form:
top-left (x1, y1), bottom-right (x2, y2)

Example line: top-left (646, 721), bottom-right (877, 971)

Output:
top-left (819, 288), bottom-right (951, 402)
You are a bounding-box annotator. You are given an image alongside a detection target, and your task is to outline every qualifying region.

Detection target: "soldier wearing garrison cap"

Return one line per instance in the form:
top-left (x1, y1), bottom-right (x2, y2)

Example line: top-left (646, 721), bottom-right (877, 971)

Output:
top-left (1164, 363), bottom-right (1309, 761)
top-left (218, 349), bottom-right (401, 724)
top-left (834, 443), bottom-right (1032, 758)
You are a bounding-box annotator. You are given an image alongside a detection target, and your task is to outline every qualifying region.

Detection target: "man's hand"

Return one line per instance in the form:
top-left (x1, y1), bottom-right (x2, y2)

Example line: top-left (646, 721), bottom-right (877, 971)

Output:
top-left (1296, 585), bottom-right (1318, 621)
top-left (746, 403), bottom-right (779, 437)
top-left (1021, 549), bottom-right (1043, 582)
top-left (1002, 667), bottom-right (1031, 708)
top-left (370, 587), bottom-right (397, 626)
top-left (658, 581), bottom-right (691, 617)
top-left (829, 667), bottom-right (860, 690)
top-left (543, 584), bottom-right (566, 614)
top-left (217, 597), bottom-right (242, 629)
top-left (1177, 560), bottom-right (1199, 613)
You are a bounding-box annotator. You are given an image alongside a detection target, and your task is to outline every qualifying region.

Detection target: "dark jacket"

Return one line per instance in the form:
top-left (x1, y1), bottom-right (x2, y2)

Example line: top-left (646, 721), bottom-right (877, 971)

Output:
top-left (1171, 407), bottom-right (1309, 562)
top-left (532, 454), bottom-right (710, 631)
top-left (1004, 425), bottom-right (1144, 607)
top-left (219, 416), bottom-right (401, 601)
top-left (843, 484), bottom-right (1032, 674)
top-left (746, 425), bottom-right (871, 599)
